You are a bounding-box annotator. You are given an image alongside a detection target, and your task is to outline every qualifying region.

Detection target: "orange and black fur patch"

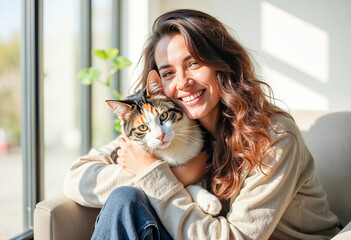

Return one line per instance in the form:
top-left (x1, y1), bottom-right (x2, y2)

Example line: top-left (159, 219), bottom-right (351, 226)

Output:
top-left (119, 87), bottom-right (183, 142)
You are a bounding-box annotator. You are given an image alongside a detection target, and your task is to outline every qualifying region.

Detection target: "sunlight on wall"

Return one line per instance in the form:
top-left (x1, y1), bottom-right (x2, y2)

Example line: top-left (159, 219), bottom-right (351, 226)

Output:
top-left (261, 2), bottom-right (329, 83)
top-left (263, 66), bottom-right (329, 110)
top-left (120, 0), bottom-right (149, 95)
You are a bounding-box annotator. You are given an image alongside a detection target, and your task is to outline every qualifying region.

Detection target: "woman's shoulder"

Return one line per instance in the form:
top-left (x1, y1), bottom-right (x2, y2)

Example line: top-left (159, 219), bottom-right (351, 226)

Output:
top-left (267, 113), bottom-right (314, 162)
top-left (258, 113), bottom-right (311, 174)
top-left (269, 113), bottom-right (301, 138)
top-left (267, 113), bottom-right (308, 155)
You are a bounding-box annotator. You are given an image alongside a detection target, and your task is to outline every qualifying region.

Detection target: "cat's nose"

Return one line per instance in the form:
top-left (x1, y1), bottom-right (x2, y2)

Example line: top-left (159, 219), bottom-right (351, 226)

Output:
top-left (156, 133), bottom-right (165, 142)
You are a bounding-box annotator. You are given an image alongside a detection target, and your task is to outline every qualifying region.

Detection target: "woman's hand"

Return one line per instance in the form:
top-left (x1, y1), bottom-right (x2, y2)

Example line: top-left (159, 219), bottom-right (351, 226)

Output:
top-left (171, 151), bottom-right (210, 186)
top-left (117, 132), bottom-right (158, 176)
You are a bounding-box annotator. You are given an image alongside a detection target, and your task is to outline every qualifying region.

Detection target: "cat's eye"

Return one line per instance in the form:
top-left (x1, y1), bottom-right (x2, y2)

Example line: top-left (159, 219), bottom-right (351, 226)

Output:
top-left (160, 112), bottom-right (168, 121)
top-left (138, 125), bottom-right (148, 132)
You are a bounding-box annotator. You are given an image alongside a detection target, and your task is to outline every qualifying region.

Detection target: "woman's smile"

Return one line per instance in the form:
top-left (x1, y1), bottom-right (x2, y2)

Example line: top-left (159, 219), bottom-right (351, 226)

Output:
top-left (178, 89), bottom-right (205, 105)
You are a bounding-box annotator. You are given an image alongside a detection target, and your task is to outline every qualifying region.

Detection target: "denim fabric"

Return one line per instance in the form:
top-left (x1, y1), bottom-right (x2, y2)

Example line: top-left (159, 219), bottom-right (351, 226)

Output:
top-left (91, 186), bottom-right (173, 240)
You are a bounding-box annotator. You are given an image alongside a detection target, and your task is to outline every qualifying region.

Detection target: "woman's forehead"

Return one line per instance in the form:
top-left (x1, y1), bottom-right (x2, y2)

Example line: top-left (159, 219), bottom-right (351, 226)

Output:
top-left (155, 34), bottom-right (191, 68)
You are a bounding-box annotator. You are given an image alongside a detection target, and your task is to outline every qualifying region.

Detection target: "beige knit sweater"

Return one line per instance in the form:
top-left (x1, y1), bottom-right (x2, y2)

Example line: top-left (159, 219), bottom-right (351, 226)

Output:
top-left (63, 115), bottom-right (340, 239)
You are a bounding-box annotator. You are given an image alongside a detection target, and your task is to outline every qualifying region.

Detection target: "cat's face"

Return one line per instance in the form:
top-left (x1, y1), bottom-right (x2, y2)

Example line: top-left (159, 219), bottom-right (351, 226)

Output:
top-left (124, 96), bottom-right (183, 150)
top-left (106, 70), bottom-right (185, 150)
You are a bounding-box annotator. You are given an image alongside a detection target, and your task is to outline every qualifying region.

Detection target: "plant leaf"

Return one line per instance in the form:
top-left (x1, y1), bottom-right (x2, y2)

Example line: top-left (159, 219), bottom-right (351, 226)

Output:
top-left (112, 88), bottom-right (123, 100)
top-left (77, 67), bottom-right (101, 85)
top-left (107, 48), bottom-right (119, 59)
top-left (93, 49), bottom-right (108, 60)
top-left (112, 55), bottom-right (132, 70)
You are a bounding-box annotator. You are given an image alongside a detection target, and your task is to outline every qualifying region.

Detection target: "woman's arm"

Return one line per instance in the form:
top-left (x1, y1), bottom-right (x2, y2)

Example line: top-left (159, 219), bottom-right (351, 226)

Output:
top-left (170, 151), bottom-right (209, 186)
top-left (63, 138), bottom-right (136, 207)
top-left (65, 133), bottom-right (208, 207)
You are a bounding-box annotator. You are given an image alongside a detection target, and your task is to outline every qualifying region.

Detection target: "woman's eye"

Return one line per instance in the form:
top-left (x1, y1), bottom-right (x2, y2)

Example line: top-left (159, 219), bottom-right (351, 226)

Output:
top-left (162, 71), bottom-right (173, 79)
top-left (188, 61), bottom-right (198, 68)
top-left (159, 112), bottom-right (168, 121)
top-left (138, 125), bottom-right (148, 132)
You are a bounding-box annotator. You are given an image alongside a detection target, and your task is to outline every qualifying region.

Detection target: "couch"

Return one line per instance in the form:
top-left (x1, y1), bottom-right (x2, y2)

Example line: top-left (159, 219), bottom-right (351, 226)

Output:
top-left (34, 110), bottom-right (351, 239)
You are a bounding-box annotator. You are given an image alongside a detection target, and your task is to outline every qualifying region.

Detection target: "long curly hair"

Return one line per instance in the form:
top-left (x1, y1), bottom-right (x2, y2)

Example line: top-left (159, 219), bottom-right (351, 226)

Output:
top-left (136, 9), bottom-right (290, 200)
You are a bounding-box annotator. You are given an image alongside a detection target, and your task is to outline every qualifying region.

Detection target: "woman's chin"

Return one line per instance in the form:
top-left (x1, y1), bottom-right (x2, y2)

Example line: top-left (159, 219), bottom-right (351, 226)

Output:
top-left (182, 109), bottom-right (204, 120)
top-left (186, 114), bottom-right (200, 120)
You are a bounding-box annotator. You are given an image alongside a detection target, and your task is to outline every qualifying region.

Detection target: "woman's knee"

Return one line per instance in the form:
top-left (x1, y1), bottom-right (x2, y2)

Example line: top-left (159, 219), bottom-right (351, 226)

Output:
top-left (105, 186), bottom-right (147, 207)
top-left (94, 186), bottom-right (165, 240)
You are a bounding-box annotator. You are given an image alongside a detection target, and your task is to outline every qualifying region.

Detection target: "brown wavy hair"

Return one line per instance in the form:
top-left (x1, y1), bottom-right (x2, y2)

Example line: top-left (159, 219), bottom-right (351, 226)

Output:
top-left (136, 9), bottom-right (290, 200)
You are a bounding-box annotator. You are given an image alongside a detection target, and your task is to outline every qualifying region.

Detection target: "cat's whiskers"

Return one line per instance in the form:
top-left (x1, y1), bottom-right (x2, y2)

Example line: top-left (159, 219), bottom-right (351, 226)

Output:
top-left (174, 134), bottom-right (202, 143)
top-left (174, 129), bottom-right (204, 134)
top-left (173, 133), bottom-right (203, 148)
top-left (175, 137), bottom-right (202, 149)
top-left (173, 132), bottom-right (201, 139)
top-left (140, 146), bottom-right (151, 162)
top-left (174, 130), bottom-right (205, 138)
top-left (175, 124), bottom-right (202, 131)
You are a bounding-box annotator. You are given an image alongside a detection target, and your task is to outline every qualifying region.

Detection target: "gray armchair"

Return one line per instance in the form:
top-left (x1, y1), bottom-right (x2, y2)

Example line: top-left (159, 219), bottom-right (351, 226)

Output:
top-left (34, 111), bottom-right (351, 239)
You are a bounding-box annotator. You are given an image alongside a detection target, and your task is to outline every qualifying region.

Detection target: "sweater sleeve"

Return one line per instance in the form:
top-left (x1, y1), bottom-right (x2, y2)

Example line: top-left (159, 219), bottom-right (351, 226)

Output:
top-left (63, 138), bottom-right (136, 207)
top-left (134, 117), bottom-right (305, 240)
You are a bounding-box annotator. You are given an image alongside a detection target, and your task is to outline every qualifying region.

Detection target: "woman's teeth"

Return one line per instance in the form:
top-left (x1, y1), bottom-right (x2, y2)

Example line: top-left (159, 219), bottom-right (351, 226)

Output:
top-left (181, 90), bottom-right (204, 102)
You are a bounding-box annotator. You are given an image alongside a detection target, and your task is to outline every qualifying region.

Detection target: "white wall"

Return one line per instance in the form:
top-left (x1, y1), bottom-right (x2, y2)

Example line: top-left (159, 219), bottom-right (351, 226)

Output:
top-left (119, 0), bottom-right (150, 95)
top-left (121, 0), bottom-right (351, 111)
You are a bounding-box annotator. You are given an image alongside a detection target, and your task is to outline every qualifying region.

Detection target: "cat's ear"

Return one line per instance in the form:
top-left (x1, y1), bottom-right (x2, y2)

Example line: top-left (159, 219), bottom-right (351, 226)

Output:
top-left (106, 100), bottom-right (132, 121)
top-left (146, 70), bottom-right (165, 96)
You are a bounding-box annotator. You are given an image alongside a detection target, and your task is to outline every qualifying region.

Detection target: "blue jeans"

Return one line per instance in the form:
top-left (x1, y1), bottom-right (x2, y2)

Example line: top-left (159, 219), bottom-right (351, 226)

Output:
top-left (91, 186), bottom-right (173, 240)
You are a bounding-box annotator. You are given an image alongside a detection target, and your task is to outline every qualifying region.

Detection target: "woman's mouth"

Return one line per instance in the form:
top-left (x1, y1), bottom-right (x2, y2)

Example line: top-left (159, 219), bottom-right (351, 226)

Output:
top-left (180, 90), bottom-right (205, 103)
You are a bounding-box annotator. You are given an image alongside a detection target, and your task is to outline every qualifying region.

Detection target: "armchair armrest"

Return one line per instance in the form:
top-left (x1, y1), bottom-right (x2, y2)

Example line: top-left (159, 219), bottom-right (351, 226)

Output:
top-left (34, 195), bottom-right (100, 240)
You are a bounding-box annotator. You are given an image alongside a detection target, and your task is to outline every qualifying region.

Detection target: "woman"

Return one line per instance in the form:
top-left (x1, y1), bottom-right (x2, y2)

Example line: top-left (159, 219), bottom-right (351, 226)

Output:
top-left (64, 9), bottom-right (340, 239)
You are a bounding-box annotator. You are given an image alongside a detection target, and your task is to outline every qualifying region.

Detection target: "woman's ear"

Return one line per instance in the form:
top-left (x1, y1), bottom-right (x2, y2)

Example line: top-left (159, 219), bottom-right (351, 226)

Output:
top-left (105, 100), bottom-right (132, 122)
top-left (146, 70), bottom-right (165, 96)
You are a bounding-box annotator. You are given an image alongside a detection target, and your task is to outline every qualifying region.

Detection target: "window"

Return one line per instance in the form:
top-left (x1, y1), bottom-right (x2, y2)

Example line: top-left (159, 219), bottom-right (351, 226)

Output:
top-left (0, 1), bottom-right (23, 238)
top-left (91, 0), bottom-right (115, 148)
top-left (0, 0), bottom-right (120, 238)
top-left (43, 0), bottom-right (82, 200)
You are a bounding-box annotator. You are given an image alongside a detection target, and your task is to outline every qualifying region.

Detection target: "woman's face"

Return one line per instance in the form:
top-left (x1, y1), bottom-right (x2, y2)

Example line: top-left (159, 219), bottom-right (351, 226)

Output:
top-left (154, 34), bottom-right (220, 123)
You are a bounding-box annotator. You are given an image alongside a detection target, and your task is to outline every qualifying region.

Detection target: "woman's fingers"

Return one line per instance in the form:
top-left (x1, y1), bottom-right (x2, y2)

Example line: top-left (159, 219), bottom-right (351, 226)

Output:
top-left (115, 133), bottom-right (158, 175)
top-left (117, 136), bottom-right (126, 147)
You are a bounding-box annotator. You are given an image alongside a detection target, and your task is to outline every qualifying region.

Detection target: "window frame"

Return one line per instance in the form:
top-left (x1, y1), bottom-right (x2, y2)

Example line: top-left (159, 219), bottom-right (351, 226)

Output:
top-left (14, 0), bottom-right (121, 238)
top-left (80, 0), bottom-right (92, 155)
top-left (21, 0), bottom-right (44, 233)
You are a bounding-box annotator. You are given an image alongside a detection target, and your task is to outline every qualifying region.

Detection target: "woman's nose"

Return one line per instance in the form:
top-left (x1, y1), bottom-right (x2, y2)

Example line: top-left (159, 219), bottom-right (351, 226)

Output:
top-left (176, 72), bottom-right (194, 90)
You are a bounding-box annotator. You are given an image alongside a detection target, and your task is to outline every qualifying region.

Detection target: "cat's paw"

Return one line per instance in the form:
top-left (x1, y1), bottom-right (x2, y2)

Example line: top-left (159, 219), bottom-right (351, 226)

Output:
top-left (197, 195), bottom-right (222, 216)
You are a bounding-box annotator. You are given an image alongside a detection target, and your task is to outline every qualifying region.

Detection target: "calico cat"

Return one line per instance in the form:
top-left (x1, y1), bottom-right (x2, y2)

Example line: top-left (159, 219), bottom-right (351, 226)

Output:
top-left (106, 70), bottom-right (222, 215)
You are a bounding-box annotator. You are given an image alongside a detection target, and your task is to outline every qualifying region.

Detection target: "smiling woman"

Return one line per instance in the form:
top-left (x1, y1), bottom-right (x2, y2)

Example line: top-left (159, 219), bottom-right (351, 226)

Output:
top-left (64, 9), bottom-right (341, 240)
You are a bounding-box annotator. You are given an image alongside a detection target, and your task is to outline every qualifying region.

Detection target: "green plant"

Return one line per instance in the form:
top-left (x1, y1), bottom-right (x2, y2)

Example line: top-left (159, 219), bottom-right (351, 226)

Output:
top-left (78, 48), bottom-right (132, 133)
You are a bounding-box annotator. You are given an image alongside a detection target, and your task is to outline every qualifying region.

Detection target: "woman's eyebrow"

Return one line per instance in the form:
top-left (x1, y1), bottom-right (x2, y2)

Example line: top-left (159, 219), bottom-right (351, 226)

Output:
top-left (158, 64), bottom-right (171, 71)
top-left (158, 55), bottom-right (193, 71)
top-left (182, 55), bottom-right (192, 62)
